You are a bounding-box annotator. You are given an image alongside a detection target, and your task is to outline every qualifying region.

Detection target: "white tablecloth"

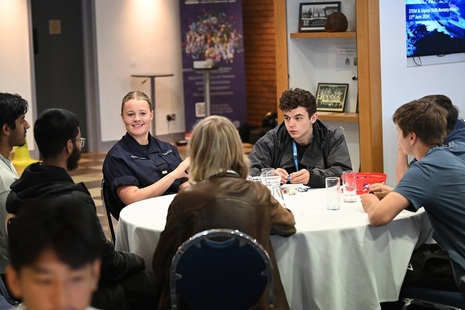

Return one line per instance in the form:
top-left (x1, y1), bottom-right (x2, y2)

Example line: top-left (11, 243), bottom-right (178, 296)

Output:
top-left (115, 188), bottom-right (432, 310)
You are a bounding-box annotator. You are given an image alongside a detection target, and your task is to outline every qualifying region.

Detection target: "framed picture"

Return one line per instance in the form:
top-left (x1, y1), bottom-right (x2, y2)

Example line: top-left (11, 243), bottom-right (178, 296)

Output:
top-left (298, 2), bottom-right (341, 32)
top-left (315, 83), bottom-right (348, 112)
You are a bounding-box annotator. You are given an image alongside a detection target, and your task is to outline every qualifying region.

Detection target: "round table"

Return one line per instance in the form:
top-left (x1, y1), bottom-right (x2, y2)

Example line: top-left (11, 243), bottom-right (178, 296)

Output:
top-left (115, 188), bottom-right (432, 310)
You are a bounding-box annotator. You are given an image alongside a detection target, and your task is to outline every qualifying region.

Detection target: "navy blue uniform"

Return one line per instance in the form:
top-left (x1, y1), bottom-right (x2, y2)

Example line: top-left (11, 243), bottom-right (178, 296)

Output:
top-left (103, 133), bottom-right (187, 218)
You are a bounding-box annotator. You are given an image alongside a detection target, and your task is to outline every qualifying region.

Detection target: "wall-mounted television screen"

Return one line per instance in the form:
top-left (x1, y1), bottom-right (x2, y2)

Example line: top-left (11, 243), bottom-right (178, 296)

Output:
top-left (406, 0), bottom-right (465, 58)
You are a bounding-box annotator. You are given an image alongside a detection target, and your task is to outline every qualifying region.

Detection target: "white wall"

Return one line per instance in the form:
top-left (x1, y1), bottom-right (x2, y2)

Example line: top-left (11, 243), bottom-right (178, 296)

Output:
top-left (379, 0), bottom-right (465, 185)
top-left (286, 0), bottom-right (360, 171)
top-left (0, 0), bottom-right (35, 149)
top-left (94, 0), bottom-right (184, 142)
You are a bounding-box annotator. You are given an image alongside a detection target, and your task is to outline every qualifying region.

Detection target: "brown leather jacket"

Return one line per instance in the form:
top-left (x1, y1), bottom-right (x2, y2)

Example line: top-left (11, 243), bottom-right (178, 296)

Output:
top-left (152, 172), bottom-right (296, 309)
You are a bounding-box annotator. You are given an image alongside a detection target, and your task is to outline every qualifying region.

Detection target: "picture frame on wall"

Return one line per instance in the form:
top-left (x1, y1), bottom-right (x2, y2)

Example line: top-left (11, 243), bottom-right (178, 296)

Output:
top-left (316, 83), bottom-right (348, 112)
top-left (298, 1), bottom-right (341, 32)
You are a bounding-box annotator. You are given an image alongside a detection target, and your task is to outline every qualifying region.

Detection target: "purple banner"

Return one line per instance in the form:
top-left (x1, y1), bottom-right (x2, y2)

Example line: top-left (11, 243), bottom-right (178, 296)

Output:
top-left (179, 0), bottom-right (246, 132)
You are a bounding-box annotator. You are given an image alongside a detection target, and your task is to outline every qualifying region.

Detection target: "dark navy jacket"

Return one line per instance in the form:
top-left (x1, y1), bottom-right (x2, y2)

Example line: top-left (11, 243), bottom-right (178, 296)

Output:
top-left (445, 118), bottom-right (465, 144)
top-left (103, 133), bottom-right (187, 218)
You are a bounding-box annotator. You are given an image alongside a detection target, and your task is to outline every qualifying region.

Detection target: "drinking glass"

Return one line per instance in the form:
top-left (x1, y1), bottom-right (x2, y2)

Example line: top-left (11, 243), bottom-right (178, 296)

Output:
top-left (341, 171), bottom-right (357, 203)
top-left (325, 177), bottom-right (341, 210)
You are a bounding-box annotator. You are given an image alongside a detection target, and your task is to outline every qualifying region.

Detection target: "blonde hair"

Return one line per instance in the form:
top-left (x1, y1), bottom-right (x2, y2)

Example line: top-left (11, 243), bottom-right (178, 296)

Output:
top-left (188, 115), bottom-right (249, 184)
top-left (121, 90), bottom-right (152, 114)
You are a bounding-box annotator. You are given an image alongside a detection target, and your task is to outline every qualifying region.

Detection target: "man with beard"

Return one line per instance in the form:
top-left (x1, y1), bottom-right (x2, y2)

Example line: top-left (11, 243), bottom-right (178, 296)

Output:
top-left (6, 108), bottom-right (158, 310)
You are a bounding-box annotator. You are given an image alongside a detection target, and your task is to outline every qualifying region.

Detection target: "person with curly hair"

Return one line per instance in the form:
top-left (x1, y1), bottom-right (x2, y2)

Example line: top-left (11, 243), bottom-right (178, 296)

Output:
top-left (249, 88), bottom-right (352, 188)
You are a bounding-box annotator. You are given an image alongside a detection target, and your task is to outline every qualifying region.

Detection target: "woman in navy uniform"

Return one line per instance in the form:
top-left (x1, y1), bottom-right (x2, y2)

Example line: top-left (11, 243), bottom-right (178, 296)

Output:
top-left (103, 91), bottom-right (189, 219)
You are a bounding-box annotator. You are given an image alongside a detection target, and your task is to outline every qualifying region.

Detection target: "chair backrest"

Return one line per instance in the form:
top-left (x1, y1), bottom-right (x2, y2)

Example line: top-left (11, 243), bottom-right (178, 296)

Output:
top-left (100, 179), bottom-right (116, 244)
top-left (4, 213), bottom-right (16, 237)
top-left (170, 229), bottom-right (274, 310)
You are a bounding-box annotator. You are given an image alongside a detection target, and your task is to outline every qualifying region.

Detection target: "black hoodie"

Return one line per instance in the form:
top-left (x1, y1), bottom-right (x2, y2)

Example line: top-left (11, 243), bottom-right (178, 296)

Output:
top-left (6, 162), bottom-right (145, 285)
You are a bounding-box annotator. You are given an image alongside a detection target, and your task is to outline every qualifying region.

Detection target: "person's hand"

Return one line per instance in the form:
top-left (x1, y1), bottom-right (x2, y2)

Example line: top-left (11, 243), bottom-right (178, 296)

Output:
top-left (396, 144), bottom-right (409, 183)
top-left (171, 157), bottom-right (190, 179)
top-left (289, 169), bottom-right (310, 185)
top-left (397, 143), bottom-right (406, 155)
top-left (275, 168), bottom-right (289, 184)
top-left (360, 193), bottom-right (380, 213)
top-left (369, 183), bottom-right (392, 200)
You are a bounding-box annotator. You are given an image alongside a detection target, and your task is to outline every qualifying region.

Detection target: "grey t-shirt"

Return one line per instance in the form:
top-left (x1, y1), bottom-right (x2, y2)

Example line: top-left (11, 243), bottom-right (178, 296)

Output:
top-left (394, 143), bottom-right (465, 286)
top-left (0, 155), bottom-right (19, 273)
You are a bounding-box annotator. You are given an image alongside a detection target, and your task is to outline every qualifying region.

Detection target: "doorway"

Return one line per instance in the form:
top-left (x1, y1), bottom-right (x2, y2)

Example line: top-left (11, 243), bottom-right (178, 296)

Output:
top-left (31, 0), bottom-right (88, 145)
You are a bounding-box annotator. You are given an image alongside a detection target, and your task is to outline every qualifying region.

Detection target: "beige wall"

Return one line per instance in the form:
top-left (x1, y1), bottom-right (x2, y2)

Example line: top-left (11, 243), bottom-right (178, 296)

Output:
top-left (0, 0), bottom-right (35, 149)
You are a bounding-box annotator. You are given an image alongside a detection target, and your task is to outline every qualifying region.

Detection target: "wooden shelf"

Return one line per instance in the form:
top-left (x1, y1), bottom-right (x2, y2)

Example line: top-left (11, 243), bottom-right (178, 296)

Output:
top-left (290, 31), bottom-right (356, 39)
top-left (317, 112), bottom-right (359, 122)
top-left (276, 0), bottom-right (383, 172)
top-left (288, 31), bottom-right (357, 124)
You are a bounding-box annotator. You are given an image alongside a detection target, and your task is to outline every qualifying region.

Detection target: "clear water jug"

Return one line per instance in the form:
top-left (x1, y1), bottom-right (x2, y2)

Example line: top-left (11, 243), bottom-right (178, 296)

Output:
top-left (260, 169), bottom-right (286, 207)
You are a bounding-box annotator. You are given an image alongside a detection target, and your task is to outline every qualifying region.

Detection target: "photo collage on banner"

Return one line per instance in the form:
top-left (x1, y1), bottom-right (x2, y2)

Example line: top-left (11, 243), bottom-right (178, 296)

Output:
top-left (179, 0), bottom-right (247, 133)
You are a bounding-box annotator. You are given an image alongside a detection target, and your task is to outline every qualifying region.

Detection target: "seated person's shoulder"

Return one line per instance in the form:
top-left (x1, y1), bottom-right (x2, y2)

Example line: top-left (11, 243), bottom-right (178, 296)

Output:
top-left (157, 139), bottom-right (181, 153)
top-left (456, 118), bottom-right (465, 128)
top-left (323, 122), bottom-right (344, 136)
top-left (105, 141), bottom-right (127, 158)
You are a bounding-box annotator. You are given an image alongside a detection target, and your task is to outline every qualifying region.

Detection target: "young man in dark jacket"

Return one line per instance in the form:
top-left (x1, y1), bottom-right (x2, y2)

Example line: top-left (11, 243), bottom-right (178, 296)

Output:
top-left (6, 108), bottom-right (158, 309)
top-left (249, 88), bottom-right (352, 187)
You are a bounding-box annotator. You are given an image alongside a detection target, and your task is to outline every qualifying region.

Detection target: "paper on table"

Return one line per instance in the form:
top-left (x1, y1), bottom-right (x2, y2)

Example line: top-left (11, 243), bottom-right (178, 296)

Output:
top-left (281, 184), bottom-right (310, 194)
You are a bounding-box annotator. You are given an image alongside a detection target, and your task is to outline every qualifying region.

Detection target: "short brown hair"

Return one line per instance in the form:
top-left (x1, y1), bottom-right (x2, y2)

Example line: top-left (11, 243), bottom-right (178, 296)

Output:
top-left (188, 116), bottom-right (249, 184)
top-left (393, 99), bottom-right (447, 146)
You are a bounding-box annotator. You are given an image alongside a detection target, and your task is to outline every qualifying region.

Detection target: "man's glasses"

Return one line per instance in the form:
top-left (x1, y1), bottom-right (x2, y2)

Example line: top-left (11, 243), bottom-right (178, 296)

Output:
top-left (72, 137), bottom-right (86, 148)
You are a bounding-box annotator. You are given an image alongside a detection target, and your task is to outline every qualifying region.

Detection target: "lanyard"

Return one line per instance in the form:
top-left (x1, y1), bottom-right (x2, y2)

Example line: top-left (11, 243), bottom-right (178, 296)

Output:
top-left (292, 140), bottom-right (299, 172)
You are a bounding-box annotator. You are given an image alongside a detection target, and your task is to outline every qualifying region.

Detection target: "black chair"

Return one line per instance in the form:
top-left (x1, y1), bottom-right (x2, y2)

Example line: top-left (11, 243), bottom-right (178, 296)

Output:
top-left (170, 229), bottom-right (274, 310)
top-left (100, 179), bottom-right (116, 244)
top-left (401, 287), bottom-right (464, 309)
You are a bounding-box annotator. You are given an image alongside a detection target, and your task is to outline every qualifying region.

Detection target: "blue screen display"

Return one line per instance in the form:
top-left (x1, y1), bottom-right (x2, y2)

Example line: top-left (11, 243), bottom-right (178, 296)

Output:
top-left (406, 0), bottom-right (465, 57)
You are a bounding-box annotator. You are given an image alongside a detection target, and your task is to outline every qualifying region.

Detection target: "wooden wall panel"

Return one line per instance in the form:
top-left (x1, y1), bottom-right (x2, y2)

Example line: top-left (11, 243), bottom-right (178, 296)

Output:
top-left (243, 0), bottom-right (278, 126)
top-left (356, 0), bottom-right (384, 172)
